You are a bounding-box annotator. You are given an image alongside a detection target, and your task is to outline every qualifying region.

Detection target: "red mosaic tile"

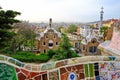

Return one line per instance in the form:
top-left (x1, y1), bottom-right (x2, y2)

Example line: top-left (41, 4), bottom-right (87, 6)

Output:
top-left (16, 68), bottom-right (20, 72)
top-left (60, 68), bottom-right (67, 74)
top-left (30, 72), bottom-right (40, 78)
top-left (34, 75), bottom-right (41, 80)
top-left (18, 73), bottom-right (26, 80)
top-left (72, 66), bottom-right (76, 71)
top-left (75, 64), bottom-right (83, 70)
top-left (61, 73), bottom-right (68, 80)
top-left (21, 69), bottom-right (29, 76)
top-left (66, 66), bottom-right (72, 71)
top-left (79, 73), bottom-right (85, 79)
top-left (40, 71), bottom-right (47, 74)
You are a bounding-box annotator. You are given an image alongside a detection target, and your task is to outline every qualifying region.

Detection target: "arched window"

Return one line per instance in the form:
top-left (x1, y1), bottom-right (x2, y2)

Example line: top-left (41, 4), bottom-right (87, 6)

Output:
top-left (44, 49), bottom-right (46, 53)
top-left (92, 39), bottom-right (96, 43)
top-left (83, 46), bottom-right (85, 50)
top-left (46, 36), bottom-right (48, 39)
top-left (56, 42), bottom-right (58, 45)
top-left (89, 46), bottom-right (97, 54)
top-left (48, 40), bottom-right (53, 48)
top-left (54, 35), bottom-right (56, 39)
top-left (43, 42), bottom-right (46, 46)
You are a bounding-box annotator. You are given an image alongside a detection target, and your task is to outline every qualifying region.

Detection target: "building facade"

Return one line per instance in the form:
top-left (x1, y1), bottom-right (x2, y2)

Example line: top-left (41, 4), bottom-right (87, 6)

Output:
top-left (68, 34), bottom-right (81, 53)
top-left (80, 25), bottom-right (91, 37)
top-left (36, 19), bottom-right (61, 53)
top-left (80, 29), bottom-right (101, 56)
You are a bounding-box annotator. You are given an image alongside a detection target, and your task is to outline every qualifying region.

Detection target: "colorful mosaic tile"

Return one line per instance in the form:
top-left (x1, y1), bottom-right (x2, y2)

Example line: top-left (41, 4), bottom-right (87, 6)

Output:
top-left (60, 64), bottom-right (85, 80)
top-left (49, 69), bottom-right (59, 80)
top-left (41, 62), bottom-right (55, 71)
top-left (99, 62), bottom-right (120, 80)
top-left (55, 60), bottom-right (67, 68)
top-left (2, 56), bottom-right (120, 80)
top-left (84, 63), bottom-right (95, 79)
top-left (16, 68), bottom-right (47, 80)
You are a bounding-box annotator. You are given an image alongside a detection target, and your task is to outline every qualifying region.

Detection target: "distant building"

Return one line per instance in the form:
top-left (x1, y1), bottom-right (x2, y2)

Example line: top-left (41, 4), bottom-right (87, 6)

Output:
top-left (68, 34), bottom-right (81, 53)
top-left (103, 19), bottom-right (118, 27)
top-left (77, 27), bottom-right (80, 35)
top-left (80, 25), bottom-right (91, 37)
top-left (80, 30), bottom-right (101, 55)
top-left (36, 18), bottom-right (61, 53)
top-left (103, 19), bottom-right (118, 40)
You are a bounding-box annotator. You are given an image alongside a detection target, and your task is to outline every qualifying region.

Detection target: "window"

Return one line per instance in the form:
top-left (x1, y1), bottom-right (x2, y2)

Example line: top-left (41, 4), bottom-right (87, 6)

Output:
top-left (49, 43), bottom-right (53, 47)
top-left (54, 35), bottom-right (56, 39)
top-left (48, 40), bottom-right (53, 48)
top-left (83, 46), bottom-right (85, 50)
top-left (46, 36), bottom-right (48, 39)
top-left (43, 42), bottom-right (46, 45)
top-left (92, 40), bottom-right (96, 43)
top-left (50, 31), bottom-right (53, 35)
top-left (75, 42), bottom-right (79, 48)
top-left (44, 49), bottom-right (46, 53)
top-left (56, 42), bottom-right (58, 45)
top-left (89, 46), bottom-right (97, 54)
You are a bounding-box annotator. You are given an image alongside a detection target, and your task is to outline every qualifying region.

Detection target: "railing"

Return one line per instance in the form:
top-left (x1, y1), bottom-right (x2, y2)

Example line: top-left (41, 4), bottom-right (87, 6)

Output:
top-left (0, 55), bottom-right (120, 72)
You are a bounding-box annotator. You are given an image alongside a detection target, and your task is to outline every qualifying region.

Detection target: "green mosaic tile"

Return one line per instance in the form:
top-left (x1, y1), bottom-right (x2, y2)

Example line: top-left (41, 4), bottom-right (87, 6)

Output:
top-left (0, 63), bottom-right (17, 80)
top-left (84, 64), bottom-right (89, 77)
top-left (89, 64), bottom-right (94, 77)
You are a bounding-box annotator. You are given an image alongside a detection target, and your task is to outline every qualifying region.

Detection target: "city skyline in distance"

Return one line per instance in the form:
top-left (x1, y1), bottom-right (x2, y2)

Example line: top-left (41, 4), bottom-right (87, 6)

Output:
top-left (0, 0), bottom-right (120, 22)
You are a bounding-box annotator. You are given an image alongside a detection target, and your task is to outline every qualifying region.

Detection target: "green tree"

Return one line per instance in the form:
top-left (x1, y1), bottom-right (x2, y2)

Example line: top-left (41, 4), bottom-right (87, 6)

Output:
top-left (0, 9), bottom-right (20, 50)
top-left (100, 26), bottom-right (109, 41)
top-left (13, 22), bottom-right (36, 51)
top-left (10, 33), bottom-right (24, 54)
top-left (47, 49), bottom-right (56, 58)
top-left (53, 34), bottom-right (79, 60)
top-left (57, 26), bottom-right (63, 32)
top-left (19, 26), bottom-right (36, 50)
top-left (67, 24), bottom-right (77, 33)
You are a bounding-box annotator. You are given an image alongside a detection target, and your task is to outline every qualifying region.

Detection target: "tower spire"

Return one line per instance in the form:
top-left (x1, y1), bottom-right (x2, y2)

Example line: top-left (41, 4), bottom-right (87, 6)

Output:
top-left (99, 6), bottom-right (104, 31)
top-left (49, 18), bottom-right (52, 28)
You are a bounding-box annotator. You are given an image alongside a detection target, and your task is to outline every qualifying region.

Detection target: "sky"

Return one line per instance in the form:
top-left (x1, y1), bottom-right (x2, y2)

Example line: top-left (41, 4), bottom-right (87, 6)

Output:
top-left (0, 0), bottom-right (120, 22)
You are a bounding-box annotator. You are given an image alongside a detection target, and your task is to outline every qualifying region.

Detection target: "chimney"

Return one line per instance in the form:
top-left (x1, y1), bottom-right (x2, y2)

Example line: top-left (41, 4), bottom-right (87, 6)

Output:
top-left (49, 18), bottom-right (52, 28)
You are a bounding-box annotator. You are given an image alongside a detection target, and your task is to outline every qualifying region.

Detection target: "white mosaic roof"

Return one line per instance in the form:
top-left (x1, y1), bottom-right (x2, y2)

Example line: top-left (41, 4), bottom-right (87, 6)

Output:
top-left (36, 27), bottom-right (61, 41)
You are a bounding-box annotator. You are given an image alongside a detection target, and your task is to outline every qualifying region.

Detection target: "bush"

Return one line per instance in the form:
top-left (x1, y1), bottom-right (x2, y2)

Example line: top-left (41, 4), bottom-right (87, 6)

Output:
top-left (37, 53), bottom-right (49, 62)
top-left (52, 49), bottom-right (79, 61)
top-left (0, 47), bottom-right (13, 54)
top-left (11, 51), bottom-right (50, 63)
top-left (47, 50), bottom-right (56, 58)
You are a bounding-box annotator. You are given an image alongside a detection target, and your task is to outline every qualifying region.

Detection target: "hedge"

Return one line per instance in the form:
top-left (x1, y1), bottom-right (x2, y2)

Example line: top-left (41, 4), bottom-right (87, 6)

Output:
top-left (11, 51), bottom-right (50, 63)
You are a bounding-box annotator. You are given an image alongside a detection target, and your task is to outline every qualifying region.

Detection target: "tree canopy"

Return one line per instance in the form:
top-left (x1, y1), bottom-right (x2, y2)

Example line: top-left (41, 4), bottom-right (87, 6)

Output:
top-left (100, 26), bottom-right (109, 41)
top-left (57, 26), bottom-right (63, 32)
top-left (53, 34), bottom-right (79, 60)
top-left (12, 22), bottom-right (36, 52)
top-left (0, 9), bottom-right (21, 49)
top-left (67, 24), bottom-right (77, 33)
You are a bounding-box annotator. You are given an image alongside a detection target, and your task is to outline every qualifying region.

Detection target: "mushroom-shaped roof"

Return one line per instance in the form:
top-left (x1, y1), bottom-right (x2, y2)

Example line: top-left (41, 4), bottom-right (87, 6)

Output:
top-left (81, 29), bottom-right (99, 45)
top-left (36, 27), bottom-right (61, 41)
